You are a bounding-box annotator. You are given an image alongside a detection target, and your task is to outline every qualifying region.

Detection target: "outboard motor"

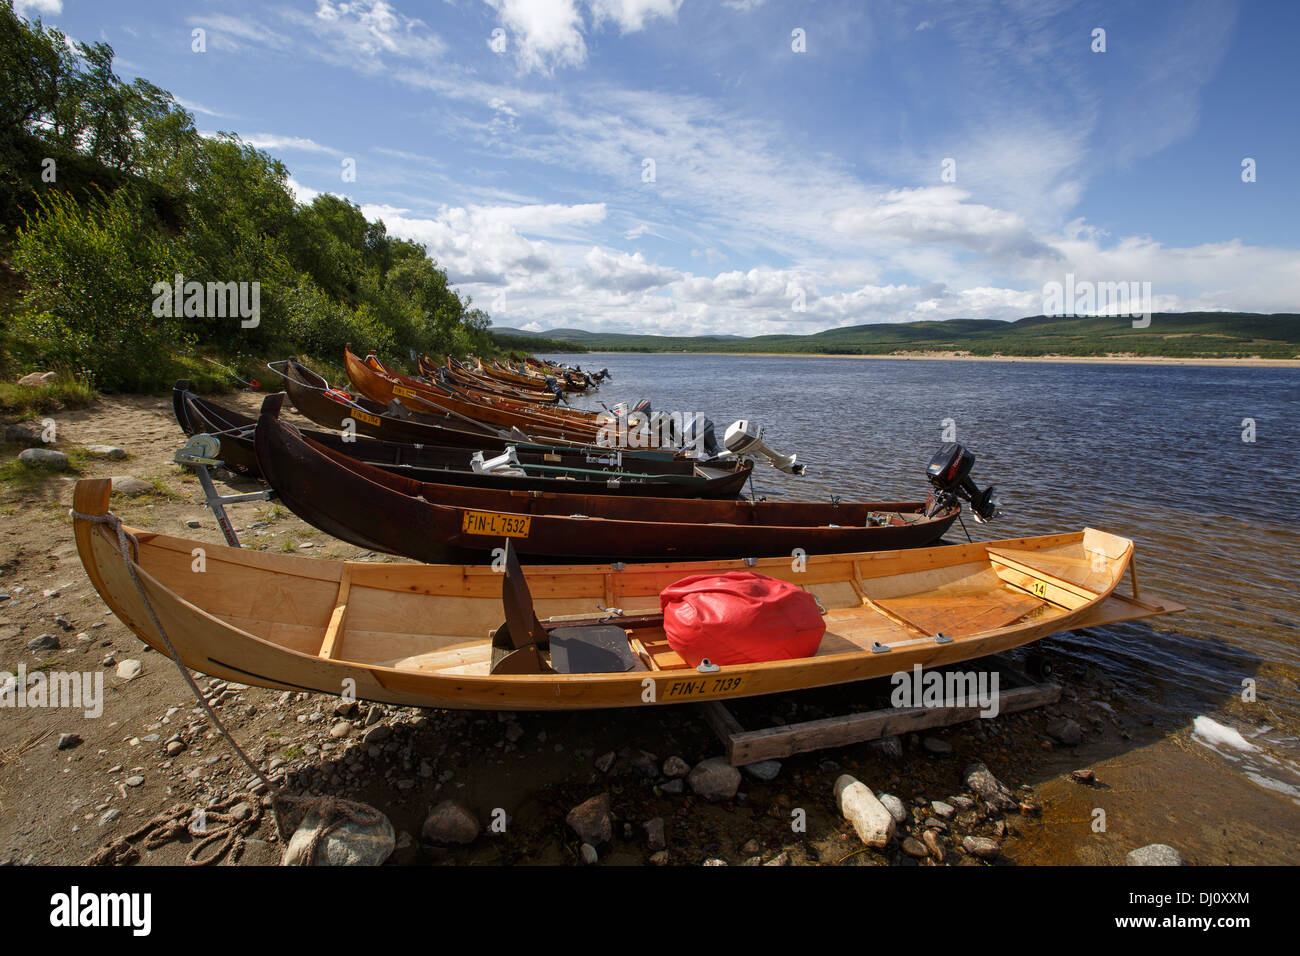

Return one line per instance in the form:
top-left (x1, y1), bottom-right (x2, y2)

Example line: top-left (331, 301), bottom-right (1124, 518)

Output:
top-left (924, 443), bottom-right (998, 522)
top-left (723, 420), bottom-right (805, 475)
top-left (471, 446), bottom-right (525, 476)
top-left (679, 414), bottom-right (720, 458)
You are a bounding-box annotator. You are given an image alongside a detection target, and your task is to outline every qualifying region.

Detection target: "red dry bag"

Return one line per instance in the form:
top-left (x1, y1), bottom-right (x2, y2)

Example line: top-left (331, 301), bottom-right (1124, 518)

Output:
top-left (660, 572), bottom-right (825, 667)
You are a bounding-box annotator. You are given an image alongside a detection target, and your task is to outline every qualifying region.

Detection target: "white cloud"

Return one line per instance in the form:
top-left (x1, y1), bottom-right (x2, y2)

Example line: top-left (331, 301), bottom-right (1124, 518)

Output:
top-left (14, 0), bottom-right (61, 18)
top-left (309, 0), bottom-right (445, 60)
top-left (173, 97), bottom-right (237, 120)
top-left (588, 0), bottom-right (683, 34)
top-left (485, 0), bottom-right (587, 74)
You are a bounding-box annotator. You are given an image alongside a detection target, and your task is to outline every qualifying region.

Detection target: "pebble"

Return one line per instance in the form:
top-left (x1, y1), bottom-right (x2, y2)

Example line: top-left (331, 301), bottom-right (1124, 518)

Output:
top-left (931, 800), bottom-right (956, 819)
top-left (922, 829), bottom-right (945, 862)
top-left (364, 705), bottom-right (383, 726)
top-left (361, 725), bottom-right (390, 745)
top-left (763, 851), bottom-right (791, 866)
top-left (99, 808), bottom-right (121, 826)
top-left (870, 735), bottom-right (903, 759)
top-left (1046, 718), bottom-right (1083, 747)
top-left (329, 721), bottom-right (352, 739)
top-left (964, 761), bottom-right (1018, 811)
top-left (962, 836), bottom-right (1001, 860)
top-left (86, 445), bottom-right (127, 460)
top-left (661, 755), bottom-right (689, 778)
top-left (166, 740), bottom-right (186, 757)
top-left (742, 759), bottom-right (782, 782)
top-left (580, 843), bottom-right (599, 864)
top-left (566, 794), bottom-right (613, 846)
top-left (922, 737), bottom-right (953, 756)
top-left (116, 659), bottom-right (143, 681)
top-left (687, 757), bottom-right (741, 802)
top-left (644, 817), bottom-right (666, 851)
top-left (594, 751), bottom-right (617, 773)
top-left (1069, 769), bottom-right (1096, 784)
top-left (124, 775), bottom-right (144, 787)
top-left (877, 793), bottom-right (909, 825)
top-left (421, 800), bottom-right (480, 845)
top-left (1125, 844), bottom-right (1185, 866)
top-left (57, 733), bottom-right (82, 750)
top-left (28, 634), bottom-right (59, 651)
top-left (901, 837), bottom-right (929, 858)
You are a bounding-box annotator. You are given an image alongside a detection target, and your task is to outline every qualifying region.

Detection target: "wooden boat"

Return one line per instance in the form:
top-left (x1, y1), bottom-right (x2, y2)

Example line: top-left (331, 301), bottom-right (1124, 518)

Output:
top-left (276, 358), bottom-right (588, 450)
top-left (174, 387), bottom-right (752, 498)
top-left (72, 477), bottom-right (1183, 710)
top-left (344, 347), bottom-right (603, 442)
top-left (254, 395), bottom-right (956, 563)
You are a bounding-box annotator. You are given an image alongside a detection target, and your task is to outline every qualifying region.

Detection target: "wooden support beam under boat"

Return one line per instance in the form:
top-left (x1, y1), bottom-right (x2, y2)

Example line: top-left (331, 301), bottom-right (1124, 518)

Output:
top-left (699, 663), bottom-right (1062, 766)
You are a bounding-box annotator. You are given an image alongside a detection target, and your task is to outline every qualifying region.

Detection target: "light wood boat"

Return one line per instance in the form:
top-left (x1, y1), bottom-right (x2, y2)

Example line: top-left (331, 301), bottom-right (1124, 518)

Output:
top-left (72, 478), bottom-right (1183, 711)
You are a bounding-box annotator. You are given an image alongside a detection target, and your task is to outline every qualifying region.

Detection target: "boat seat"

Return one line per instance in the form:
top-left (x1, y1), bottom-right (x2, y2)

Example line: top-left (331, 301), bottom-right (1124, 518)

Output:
top-left (549, 625), bottom-right (648, 674)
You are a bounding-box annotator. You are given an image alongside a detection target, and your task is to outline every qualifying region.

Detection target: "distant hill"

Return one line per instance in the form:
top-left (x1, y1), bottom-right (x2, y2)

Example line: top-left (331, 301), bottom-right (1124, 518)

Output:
top-left (493, 313), bottom-right (1300, 359)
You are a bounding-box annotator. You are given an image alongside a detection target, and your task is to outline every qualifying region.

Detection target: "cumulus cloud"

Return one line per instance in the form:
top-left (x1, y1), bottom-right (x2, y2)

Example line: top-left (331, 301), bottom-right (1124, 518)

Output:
top-left (14, 0), bottom-right (61, 18)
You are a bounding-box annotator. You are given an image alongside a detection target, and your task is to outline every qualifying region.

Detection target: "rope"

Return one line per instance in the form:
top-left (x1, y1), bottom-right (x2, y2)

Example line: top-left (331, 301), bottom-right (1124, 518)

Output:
top-left (72, 508), bottom-right (384, 866)
top-left (87, 793), bottom-right (263, 866)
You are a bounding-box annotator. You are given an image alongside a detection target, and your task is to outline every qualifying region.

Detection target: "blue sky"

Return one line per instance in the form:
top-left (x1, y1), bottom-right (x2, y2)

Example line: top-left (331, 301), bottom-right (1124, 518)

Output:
top-left (19, 0), bottom-right (1300, 335)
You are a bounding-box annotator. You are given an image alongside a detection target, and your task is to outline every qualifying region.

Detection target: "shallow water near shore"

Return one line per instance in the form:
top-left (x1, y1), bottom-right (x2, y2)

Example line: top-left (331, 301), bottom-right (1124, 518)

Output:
top-left (560, 352), bottom-right (1300, 847)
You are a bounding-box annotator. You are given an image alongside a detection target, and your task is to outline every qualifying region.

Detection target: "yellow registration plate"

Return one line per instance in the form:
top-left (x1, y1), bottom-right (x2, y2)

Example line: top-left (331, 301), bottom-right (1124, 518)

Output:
top-left (462, 510), bottom-right (532, 538)
top-left (350, 409), bottom-right (380, 426)
top-left (392, 384), bottom-right (422, 400)
top-left (660, 675), bottom-right (748, 699)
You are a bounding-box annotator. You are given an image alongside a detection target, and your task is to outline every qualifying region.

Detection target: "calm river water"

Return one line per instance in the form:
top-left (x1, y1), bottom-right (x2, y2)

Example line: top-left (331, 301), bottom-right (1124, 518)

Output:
top-left (558, 353), bottom-right (1300, 801)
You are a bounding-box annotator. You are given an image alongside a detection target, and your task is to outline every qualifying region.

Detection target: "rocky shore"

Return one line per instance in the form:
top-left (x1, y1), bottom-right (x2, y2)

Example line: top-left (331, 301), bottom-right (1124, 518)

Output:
top-left (1, 388), bottom-right (1295, 866)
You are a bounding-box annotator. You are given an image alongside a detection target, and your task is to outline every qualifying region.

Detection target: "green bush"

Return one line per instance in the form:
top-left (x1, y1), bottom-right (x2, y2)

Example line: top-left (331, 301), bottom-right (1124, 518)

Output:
top-left (11, 189), bottom-right (193, 391)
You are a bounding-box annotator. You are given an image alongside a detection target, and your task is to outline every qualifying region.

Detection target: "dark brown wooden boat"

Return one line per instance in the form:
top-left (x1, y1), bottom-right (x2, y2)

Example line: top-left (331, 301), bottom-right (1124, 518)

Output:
top-left (173, 386), bottom-right (752, 497)
top-left (254, 394), bottom-right (961, 563)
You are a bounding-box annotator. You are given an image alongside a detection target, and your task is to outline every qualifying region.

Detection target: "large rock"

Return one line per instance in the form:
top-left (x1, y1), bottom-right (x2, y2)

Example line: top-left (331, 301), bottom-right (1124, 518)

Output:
top-left (421, 800), bottom-right (480, 845)
top-left (283, 806), bottom-right (395, 865)
top-left (17, 371), bottom-right (56, 387)
top-left (1126, 844), bottom-right (1185, 866)
top-left (18, 447), bottom-right (67, 469)
top-left (687, 757), bottom-right (742, 801)
top-left (110, 476), bottom-right (154, 497)
top-left (566, 794), bottom-right (612, 845)
top-left (4, 422), bottom-right (46, 447)
top-left (834, 775), bottom-right (896, 848)
top-left (1046, 718), bottom-right (1084, 747)
top-left (964, 761), bottom-right (1018, 811)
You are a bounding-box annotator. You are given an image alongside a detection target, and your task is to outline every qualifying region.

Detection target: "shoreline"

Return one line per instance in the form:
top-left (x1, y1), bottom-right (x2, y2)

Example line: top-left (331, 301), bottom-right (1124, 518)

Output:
top-left (572, 351), bottom-right (1300, 368)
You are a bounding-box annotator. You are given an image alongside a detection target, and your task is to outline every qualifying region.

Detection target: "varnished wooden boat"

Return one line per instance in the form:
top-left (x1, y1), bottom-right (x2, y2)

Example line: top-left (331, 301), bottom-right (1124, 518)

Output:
top-left (277, 358), bottom-right (590, 450)
top-left (174, 387), bottom-right (752, 498)
top-left (345, 347), bottom-right (603, 442)
top-left (254, 395), bottom-right (955, 563)
top-left (72, 477), bottom-right (1183, 710)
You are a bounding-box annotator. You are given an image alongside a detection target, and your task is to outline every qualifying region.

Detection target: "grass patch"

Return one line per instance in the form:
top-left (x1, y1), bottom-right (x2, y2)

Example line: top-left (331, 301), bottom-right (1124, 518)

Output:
top-left (280, 744), bottom-right (304, 760)
top-left (0, 443), bottom-right (87, 492)
top-left (278, 538), bottom-right (296, 553)
top-left (256, 503), bottom-right (287, 523)
top-left (0, 372), bottom-right (97, 419)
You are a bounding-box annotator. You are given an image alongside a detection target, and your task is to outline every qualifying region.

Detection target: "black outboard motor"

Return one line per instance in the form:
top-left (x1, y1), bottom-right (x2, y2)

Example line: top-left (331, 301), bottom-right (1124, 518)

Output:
top-left (680, 414), bottom-right (721, 457)
top-left (924, 443), bottom-right (998, 523)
